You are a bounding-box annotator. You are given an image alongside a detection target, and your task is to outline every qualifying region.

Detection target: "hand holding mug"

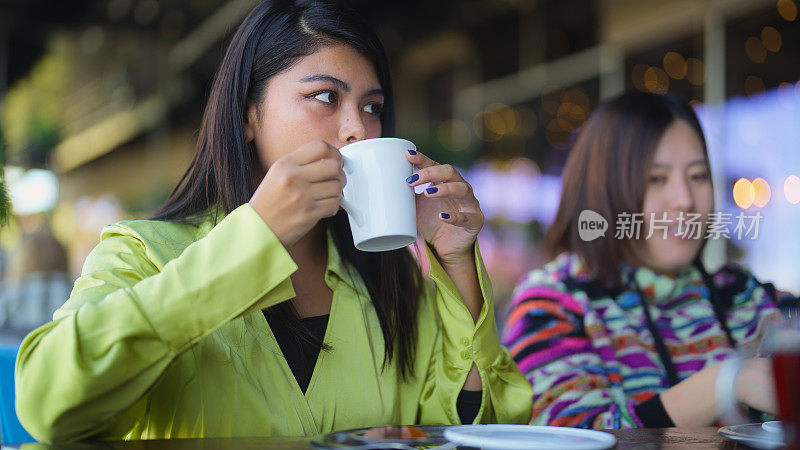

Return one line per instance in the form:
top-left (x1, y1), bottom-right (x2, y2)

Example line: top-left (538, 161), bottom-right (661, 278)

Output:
top-left (249, 140), bottom-right (345, 247)
top-left (405, 151), bottom-right (484, 264)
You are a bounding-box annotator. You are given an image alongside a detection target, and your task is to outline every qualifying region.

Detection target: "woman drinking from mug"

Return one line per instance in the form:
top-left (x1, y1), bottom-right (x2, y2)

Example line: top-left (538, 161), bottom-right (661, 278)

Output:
top-left (503, 92), bottom-right (797, 428)
top-left (16, 0), bottom-right (532, 443)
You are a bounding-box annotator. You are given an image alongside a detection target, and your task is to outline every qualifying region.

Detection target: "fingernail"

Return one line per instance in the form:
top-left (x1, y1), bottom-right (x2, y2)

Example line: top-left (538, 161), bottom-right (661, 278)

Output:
top-left (426, 187), bottom-right (438, 194)
top-left (407, 149), bottom-right (417, 155)
top-left (440, 212), bottom-right (450, 219)
top-left (406, 173), bottom-right (419, 183)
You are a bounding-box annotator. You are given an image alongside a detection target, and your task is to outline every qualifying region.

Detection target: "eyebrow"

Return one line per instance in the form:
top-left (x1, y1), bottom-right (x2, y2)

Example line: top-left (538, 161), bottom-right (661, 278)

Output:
top-left (299, 74), bottom-right (384, 97)
top-left (651, 159), bottom-right (708, 169)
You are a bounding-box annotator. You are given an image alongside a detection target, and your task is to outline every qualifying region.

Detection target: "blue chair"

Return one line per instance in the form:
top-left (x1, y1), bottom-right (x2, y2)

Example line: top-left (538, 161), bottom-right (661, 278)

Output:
top-left (0, 345), bottom-right (36, 444)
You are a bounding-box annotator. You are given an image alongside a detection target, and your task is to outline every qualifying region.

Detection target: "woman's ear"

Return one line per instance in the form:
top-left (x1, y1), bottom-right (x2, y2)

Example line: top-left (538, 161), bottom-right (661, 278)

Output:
top-left (244, 103), bottom-right (258, 143)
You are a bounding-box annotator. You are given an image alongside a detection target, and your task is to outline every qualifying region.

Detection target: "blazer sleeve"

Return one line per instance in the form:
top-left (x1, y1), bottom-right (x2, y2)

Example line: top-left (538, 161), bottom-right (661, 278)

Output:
top-left (15, 204), bottom-right (298, 443)
top-left (417, 242), bottom-right (533, 425)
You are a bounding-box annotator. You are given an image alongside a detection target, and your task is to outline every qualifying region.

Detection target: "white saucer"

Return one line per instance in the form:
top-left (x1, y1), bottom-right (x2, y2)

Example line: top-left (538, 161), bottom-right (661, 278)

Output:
top-left (443, 424), bottom-right (617, 450)
top-left (762, 421), bottom-right (784, 435)
top-left (719, 423), bottom-right (784, 449)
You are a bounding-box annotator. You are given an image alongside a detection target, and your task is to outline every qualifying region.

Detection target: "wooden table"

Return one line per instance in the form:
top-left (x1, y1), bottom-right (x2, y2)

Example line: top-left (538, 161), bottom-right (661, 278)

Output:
top-left (605, 427), bottom-right (739, 449)
top-left (17, 427), bottom-right (747, 449)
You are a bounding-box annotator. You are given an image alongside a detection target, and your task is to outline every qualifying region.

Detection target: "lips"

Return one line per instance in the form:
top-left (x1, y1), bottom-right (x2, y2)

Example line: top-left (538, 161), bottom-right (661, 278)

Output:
top-left (670, 227), bottom-right (691, 240)
top-left (667, 224), bottom-right (702, 240)
top-left (649, 221), bottom-right (701, 240)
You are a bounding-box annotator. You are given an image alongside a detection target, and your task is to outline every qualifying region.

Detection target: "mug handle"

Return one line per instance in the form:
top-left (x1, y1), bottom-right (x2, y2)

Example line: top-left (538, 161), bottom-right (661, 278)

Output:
top-left (338, 155), bottom-right (364, 227)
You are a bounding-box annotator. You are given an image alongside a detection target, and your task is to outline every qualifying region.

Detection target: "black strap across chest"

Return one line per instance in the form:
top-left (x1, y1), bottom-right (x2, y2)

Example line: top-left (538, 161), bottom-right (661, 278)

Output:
top-left (561, 263), bottom-right (737, 388)
top-left (633, 262), bottom-right (736, 387)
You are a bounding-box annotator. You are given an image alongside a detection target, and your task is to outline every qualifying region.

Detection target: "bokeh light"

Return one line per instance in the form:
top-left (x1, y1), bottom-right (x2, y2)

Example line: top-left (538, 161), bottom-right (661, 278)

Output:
top-left (556, 101), bottom-right (586, 132)
top-left (509, 157), bottom-right (541, 178)
top-left (483, 103), bottom-right (520, 136)
top-left (6, 167), bottom-right (60, 215)
top-left (745, 37), bottom-right (767, 63)
top-left (437, 119), bottom-right (471, 152)
top-left (733, 178), bottom-right (755, 209)
top-left (777, 0), bottom-right (798, 21)
top-left (761, 26), bottom-right (783, 52)
top-left (563, 88), bottom-right (590, 109)
top-left (473, 103), bottom-right (521, 142)
top-left (536, 86), bottom-right (590, 150)
top-left (752, 177), bottom-right (772, 208)
top-left (785, 175), bottom-right (800, 204)
top-left (483, 107), bottom-right (507, 135)
top-left (662, 52), bottom-right (687, 79)
top-left (644, 66), bottom-right (669, 93)
top-left (686, 58), bottom-right (706, 86)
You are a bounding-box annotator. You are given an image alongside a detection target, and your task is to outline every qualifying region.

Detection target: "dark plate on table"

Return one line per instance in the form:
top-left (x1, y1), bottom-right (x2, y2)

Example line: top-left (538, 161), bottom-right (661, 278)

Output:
top-left (310, 425), bottom-right (456, 449)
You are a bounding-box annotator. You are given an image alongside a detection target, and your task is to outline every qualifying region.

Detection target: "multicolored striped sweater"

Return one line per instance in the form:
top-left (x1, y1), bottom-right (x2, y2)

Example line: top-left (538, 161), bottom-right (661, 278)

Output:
top-left (502, 252), bottom-right (794, 429)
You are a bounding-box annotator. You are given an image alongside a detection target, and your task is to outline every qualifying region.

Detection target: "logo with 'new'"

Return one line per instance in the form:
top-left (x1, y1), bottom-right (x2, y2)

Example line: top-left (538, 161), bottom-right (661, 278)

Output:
top-left (578, 210), bottom-right (608, 241)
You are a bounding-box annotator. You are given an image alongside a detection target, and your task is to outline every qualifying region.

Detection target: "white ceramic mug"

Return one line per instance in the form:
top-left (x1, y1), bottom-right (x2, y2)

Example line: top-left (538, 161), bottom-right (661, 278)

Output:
top-left (338, 137), bottom-right (418, 252)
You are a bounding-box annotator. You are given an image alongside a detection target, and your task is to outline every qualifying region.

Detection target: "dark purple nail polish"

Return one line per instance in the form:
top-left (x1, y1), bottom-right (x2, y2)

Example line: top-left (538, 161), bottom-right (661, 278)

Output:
top-left (408, 149), bottom-right (417, 155)
top-left (426, 187), bottom-right (438, 194)
top-left (406, 173), bottom-right (419, 183)
top-left (440, 212), bottom-right (450, 219)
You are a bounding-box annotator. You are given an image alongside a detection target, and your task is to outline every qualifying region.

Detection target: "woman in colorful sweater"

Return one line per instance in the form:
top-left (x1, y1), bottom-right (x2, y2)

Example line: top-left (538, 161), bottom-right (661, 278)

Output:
top-left (15, 0), bottom-right (531, 443)
top-left (503, 92), bottom-right (795, 429)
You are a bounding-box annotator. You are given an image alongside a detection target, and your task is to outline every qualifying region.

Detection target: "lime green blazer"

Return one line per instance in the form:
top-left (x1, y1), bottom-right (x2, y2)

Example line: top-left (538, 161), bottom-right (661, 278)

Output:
top-left (16, 204), bottom-right (532, 443)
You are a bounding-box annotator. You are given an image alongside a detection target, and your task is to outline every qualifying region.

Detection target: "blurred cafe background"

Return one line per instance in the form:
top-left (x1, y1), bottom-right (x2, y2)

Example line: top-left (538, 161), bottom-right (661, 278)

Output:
top-left (1, 0), bottom-right (799, 338)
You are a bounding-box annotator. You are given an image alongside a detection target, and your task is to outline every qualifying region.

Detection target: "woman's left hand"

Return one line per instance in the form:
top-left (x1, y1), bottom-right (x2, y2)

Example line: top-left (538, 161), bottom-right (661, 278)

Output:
top-left (405, 150), bottom-right (484, 265)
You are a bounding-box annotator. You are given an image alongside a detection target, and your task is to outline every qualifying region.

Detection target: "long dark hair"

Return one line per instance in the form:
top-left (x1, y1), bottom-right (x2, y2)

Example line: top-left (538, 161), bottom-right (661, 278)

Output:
top-left (545, 91), bottom-right (711, 288)
top-left (152, 0), bottom-right (423, 380)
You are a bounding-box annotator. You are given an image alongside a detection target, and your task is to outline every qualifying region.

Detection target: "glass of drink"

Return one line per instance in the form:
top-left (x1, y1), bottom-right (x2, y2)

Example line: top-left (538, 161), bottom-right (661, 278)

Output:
top-left (765, 319), bottom-right (800, 450)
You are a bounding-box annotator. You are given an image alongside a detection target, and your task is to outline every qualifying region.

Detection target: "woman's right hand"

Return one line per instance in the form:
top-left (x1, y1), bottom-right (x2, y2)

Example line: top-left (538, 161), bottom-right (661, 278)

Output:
top-left (661, 357), bottom-right (777, 426)
top-left (249, 140), bottom-right (346, 248)
top-left (735, 357), bottom-right (778, 415)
